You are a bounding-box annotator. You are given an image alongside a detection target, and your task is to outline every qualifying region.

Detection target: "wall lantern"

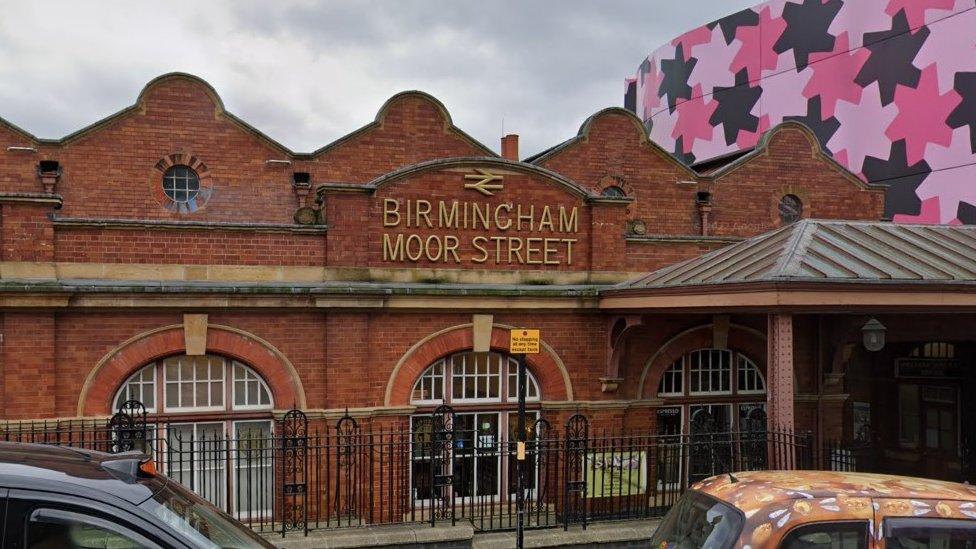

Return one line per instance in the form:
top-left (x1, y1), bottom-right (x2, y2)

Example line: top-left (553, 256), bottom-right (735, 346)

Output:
top-left (862, 318), bottom-right (886, 352)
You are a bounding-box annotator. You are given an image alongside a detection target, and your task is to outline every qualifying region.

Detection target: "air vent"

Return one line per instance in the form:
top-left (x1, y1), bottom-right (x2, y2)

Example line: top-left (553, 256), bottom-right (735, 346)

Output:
top-left (696, 191), bottom-right (712, 205)
top-left (293, 172), bottom-right (311, 185)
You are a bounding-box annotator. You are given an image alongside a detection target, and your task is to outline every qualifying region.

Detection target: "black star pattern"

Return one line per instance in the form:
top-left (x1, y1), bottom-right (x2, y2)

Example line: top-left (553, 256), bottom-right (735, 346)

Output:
top-left (773, 0), bottom-right (843, 69)
top-left (855, 10), bottom-right (930, 105)
top-left (709, 69), bottom-right (762, 145)
top-left (672, 136), bottom-right (696, 165)
top-left (957, 201), bottom-right (976, 224)
top-left (658, 44), bottom-right (697, 113)
top-left (706, 8), bottom-right (760, 45)
top-left (861, 140), bottom-right (930, 218)
top-left (785, 97), bottom-right (841, 147)
top-left (948, 72), bottom-right (976, 153)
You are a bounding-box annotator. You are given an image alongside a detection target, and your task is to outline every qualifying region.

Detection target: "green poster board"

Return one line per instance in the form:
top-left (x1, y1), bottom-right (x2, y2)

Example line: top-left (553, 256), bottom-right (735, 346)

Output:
top-left (586, 451), bottom-right (647, 497)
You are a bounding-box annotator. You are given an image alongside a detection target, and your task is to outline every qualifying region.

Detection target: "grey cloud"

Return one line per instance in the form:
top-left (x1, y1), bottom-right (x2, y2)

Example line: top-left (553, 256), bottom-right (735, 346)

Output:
top-left (1, 0), bottom-right (755, 156)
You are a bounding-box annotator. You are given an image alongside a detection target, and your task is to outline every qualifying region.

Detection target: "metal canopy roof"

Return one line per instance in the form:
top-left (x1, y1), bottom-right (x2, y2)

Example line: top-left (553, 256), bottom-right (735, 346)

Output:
top-left (616, 220), bottom-right (976, 290)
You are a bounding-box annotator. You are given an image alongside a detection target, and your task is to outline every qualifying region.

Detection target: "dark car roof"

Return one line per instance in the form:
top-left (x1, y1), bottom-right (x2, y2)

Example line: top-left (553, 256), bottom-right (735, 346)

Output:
top-left (0, 441), bottom-right (163, 505)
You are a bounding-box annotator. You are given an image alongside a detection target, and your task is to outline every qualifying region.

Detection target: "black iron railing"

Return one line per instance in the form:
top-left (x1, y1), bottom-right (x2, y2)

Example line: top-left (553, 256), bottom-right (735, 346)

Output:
top-left (0, 407), bottom-right (818, 537)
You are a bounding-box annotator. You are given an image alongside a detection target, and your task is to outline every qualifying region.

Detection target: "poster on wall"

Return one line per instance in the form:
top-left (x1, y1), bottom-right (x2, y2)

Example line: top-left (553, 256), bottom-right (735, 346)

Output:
top-left (853, 402), bottom-right (871, 443)
top-left (586, 451), bottom-right (647, 497)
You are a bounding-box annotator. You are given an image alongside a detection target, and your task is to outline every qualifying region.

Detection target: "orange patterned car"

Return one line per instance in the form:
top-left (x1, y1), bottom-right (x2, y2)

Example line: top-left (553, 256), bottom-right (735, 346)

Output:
top-left (649, 470), bottom-right (976, 548)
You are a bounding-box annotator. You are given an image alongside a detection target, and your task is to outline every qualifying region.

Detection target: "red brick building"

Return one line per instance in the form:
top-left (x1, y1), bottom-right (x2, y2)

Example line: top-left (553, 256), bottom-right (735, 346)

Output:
top-left (12, 73), bottom-right (961, 515)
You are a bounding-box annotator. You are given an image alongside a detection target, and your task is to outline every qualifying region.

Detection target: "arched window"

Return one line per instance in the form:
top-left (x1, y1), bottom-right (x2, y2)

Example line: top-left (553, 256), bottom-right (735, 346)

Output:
top-left (410, 351), bottom-right (541, 502)
top-left (655, 348), bottom-right (766, 437)
top-left (112, 355), bottom-right (273, 516)
top-left (601, 185), bottom-right (627, 198)
top-left (410, 351), bottom-right (540, 406)
top-left (113, 355), bottom-right (273, 414)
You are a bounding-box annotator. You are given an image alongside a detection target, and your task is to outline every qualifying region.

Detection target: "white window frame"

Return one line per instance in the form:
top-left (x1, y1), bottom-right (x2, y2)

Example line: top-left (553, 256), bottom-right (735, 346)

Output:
top-left (657, 357), bottom-right (684, 397)
top-left (113, 364), bottom-right (158, 413)
top-left (164, 422), bottom-right (228, 509)
top-left (163, 356), bottom-right (226, 413)
top-left (231, 362), bottom-right (274, 411)
top-left (449, 353), bottom-right (503, 404)
top-left (736, 355), bottom-right (766, 395)
top-left (409, 352), bottom-right (541, 406)
top-left (231, 419), bottom-right (275, 519)
top-left (688, 349), bottom-right (733, 396)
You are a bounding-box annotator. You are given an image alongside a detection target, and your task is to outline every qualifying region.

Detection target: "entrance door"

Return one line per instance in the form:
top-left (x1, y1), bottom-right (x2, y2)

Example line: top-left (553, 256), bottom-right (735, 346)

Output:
top-left (688, 405), bottom-right (732, 483)
top-left (921, 386), bottom-right (959, 480)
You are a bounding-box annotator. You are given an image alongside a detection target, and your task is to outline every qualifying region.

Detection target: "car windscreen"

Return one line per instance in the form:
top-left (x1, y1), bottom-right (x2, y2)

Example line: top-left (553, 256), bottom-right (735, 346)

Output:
top-left (649, 489), bottom-right (744, 549)
top-left (138, 479), bottom-right (272, 548)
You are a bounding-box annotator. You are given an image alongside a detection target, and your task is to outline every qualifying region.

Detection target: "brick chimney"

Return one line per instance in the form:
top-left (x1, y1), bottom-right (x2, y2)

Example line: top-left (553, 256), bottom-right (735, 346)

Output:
top-left (501, 134), bottom-right (519, 161)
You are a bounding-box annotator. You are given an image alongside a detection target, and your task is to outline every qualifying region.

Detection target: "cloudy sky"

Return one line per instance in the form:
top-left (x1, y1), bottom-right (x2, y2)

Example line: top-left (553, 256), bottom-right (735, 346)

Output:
top-left (0, 0), bottom-right (753, 157)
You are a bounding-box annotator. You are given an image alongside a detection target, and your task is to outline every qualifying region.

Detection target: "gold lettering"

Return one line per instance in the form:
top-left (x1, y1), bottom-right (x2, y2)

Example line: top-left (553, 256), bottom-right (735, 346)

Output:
top-left (405, 234), bottom-right (424, 261)
top-left (490, 236), bottom-right (505, 263)
top-left (406, 200), bottom-right (412, 228)
top-left (508, 237), bottom-right (524, 264)
top-left (559, 206), bottom-right (578, 233)
top-left (543, 238), bottom-right (559, 265)
top-left (445, 235), bottom-right (461, 263)
top-left (424, 235), bottom-right (442, 261)
top-left (383, 199), bottom-right (401, 227)
top-left (517, 204), bottom-right (535, 231)
top-left (561, 238), bottom-right (576, 264)
top-left (382, 233), bottom-right (404, 261)
top-left (439, 201), bottom-right (459, 229)
top-left (525, 237), bottom-right (543, 264)
top-left (539, 206), bottom-right (554, 231)
top-left (472, 236), bottom-right (489, 263)
top-left (473, 203), bottom-right (490, 230)
top-left (416, 200), bottom-right (432, 228)
top-left (494, 203), bottom-right (512, 231)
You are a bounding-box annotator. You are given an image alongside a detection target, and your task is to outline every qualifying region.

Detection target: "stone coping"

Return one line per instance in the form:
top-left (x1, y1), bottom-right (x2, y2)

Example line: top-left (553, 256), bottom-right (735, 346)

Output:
top-left (266, 519), bottom-right (660, 548)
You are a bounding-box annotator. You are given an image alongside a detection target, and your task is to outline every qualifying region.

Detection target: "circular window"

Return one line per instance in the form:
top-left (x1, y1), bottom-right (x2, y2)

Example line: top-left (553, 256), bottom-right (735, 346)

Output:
top-left (162, 166), bottom-right (201, 204)
top-left (779, 194), bottom-right (802, 224)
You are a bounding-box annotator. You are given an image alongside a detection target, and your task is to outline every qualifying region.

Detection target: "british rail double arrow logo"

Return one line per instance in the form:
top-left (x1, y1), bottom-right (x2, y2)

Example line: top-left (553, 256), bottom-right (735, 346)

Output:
top-left (463, 169), bottom-right (504, 196)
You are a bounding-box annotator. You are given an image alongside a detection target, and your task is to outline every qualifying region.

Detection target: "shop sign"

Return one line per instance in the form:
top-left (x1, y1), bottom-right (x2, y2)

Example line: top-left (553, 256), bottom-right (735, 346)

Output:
top-left (895, 358), bottom-right (963, 379)
top-left (586, 452), bottom-right (647, 497)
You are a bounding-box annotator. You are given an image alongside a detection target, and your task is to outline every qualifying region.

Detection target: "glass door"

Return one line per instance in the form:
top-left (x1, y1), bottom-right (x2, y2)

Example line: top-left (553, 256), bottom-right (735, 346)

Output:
top-left (688, 404), bottom-right (732, 484)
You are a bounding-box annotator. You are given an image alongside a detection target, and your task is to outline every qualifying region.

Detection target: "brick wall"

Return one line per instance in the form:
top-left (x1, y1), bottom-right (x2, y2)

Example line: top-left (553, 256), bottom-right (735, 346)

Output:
top-left (54, 228), bottom-right (324, 265)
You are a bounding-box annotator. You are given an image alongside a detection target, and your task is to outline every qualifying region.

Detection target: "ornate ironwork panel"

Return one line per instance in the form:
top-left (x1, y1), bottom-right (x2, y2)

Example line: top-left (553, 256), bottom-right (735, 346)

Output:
top-left (563, 414), bottom-right (588, 530)
top-left (430, 404), bottom-right (456, 526)
top-left (281, 408), bottom-right (309, 536)
top-left (334, 411), bottom-right (358, 520)
top-left (108, 399), bottom-right (147, 454)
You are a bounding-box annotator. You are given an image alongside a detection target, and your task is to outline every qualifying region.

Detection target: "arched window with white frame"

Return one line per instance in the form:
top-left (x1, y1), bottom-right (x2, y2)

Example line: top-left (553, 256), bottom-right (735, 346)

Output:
top-left (112, 354), bottom-right (274, 517)
top-left (653, 348), bottom-right (766, 438)
top-left (409, 351), bottom-right (541, 502)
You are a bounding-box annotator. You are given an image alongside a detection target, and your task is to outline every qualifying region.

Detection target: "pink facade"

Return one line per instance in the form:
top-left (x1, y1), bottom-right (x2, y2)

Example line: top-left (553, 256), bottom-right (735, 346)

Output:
top-left (626, 0), bottom-right (976, 223)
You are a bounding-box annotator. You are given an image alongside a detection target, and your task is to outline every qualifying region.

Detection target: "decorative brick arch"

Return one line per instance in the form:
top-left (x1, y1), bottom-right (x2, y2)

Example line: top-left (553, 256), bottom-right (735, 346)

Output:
top-left (636, 323), bottom-right (767, 400)
top-left (385, 323), bottom-right (573, 407)
top-left (78, 324), bottom-right (306, 416)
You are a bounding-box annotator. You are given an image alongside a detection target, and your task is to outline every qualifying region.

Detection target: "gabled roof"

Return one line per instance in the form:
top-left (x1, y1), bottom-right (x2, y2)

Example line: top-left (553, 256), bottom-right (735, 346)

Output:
top-left (615, 219), bottom-right (976, 291)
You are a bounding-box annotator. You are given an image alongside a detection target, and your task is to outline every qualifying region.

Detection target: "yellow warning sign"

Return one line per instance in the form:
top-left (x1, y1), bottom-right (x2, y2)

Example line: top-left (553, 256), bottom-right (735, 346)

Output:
top-left (509, 329), bottom-right (540, 354)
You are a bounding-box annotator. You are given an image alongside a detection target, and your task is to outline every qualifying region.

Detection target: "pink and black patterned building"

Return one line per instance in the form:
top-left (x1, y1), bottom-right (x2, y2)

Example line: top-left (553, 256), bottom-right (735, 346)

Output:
top-left (625, 0), bottom-right (976, 224)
